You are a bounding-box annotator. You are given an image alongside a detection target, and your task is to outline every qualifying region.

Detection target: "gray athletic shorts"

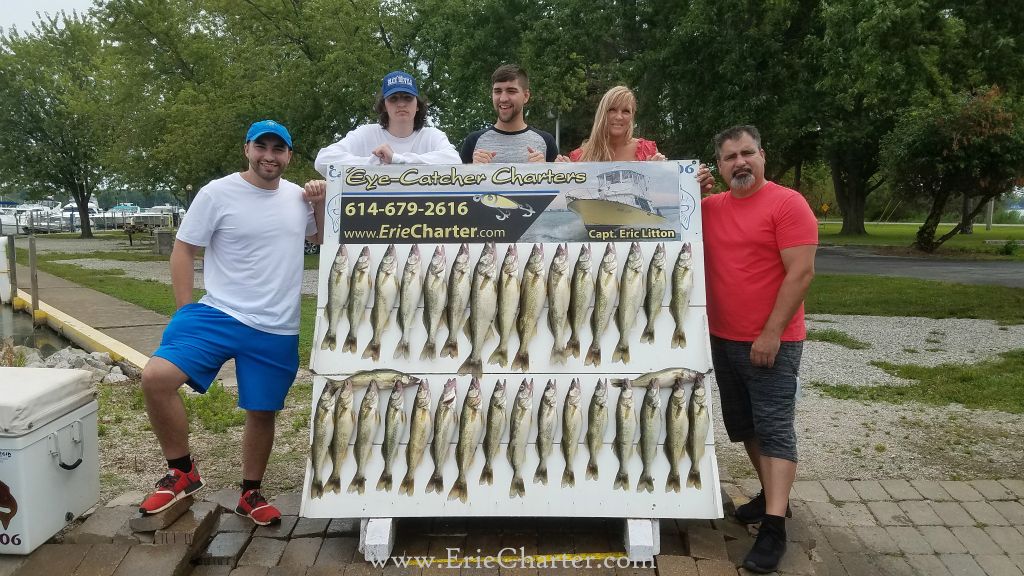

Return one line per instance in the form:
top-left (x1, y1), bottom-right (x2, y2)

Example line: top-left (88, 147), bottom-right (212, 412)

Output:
top-left (710, 335), bottom-right (803, 462)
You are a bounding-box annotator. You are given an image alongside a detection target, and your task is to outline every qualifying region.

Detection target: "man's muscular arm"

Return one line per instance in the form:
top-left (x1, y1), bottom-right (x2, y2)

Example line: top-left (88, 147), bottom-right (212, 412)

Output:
top-left (170, 240), bottom-right (201, 309)
top-left (750, 244), bottom-right (816, 367)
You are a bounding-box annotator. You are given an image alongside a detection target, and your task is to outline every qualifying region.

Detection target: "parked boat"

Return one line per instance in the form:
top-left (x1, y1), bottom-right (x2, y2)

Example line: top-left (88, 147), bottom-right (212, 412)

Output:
top-left (566, 168), bottom-right (666, 232)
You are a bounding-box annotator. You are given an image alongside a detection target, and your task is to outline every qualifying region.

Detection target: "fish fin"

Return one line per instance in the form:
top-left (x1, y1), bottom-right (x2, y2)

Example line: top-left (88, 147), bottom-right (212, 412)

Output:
top-left (376, 472), bottom-right (392, 492)
top-left (637, 474), bottom-right (654, 493)
top-left (419, 340), bottom-right (436, 361)
top-left (665, 473), bottom-right (681, 493)
top-left (347, 475), bottom-right (365, 494)
top-left (671, 329), bottom-right (686, 349)
top-left (533, 466), bottom-right (547, 485)
top-left (440, 337), bottom-right (458, 359)
top-left (640, 325), bottom-right (655, 344)
top-left (613, 471), bottom-right (629, 491)
top-left (479, 465), bottom-right (493, 486)
top-left (361, 341), bottom-right (380, 360)
top-left (584, 344), bottom-right (601, 367)
top-left (342, 333), bottom-right (358, 353)
top-left (320, 334), bottom-right (334, 351)
top-left (566, 337), bottom-right (580, 359)
top-left (551, 347), bottom-right (567, 365)
top-left (457, 356), bottom-right (480, 377)
top-left (447, 478), bottom-right (468, 503)
top-left (394, 341), bottom-right (409, 360)
top-left (510, 476), bottom-right (525, 498)
top-left (310, 481), bottom-right (323, 499)
top-left (686, 469), bottom-right (702, 490)
top-left (398, 474), bottom-right (414, 496)
top-left (487, 347), bottom-right (507, 368)
top-left (487, 323), bottom-right (497, 342)
top-left (324, 474), bottom-right (341, 494)
top-left (425, 473), bottom-right (443, 494)
top-left (611, 343), bottom-right (629, 364)
top-left (561, 469), bottom-right (575, 488)
top-left (511, 349), bottom-right (529, 372)
top-left (586, 460), bottom-right (599, 481)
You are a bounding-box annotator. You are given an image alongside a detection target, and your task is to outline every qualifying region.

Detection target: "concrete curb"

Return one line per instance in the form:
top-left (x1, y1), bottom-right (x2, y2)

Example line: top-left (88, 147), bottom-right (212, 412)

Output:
top-left (13, 290), bottom-right (150, 371)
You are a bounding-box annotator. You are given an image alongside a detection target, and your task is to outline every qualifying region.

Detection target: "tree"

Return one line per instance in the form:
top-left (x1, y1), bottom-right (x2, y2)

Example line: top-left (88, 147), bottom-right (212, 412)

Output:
top-left (0, 13), bottom-right (111, 238)
top-left (881, 88), bottom-right (1024, 252)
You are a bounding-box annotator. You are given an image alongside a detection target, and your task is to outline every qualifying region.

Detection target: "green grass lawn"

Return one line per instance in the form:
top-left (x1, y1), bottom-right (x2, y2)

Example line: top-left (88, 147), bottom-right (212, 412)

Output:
top-left (805, 328), bottom-right (871, 349)
top-left (807, 274), bottom-right (1024, 325)
top-left (813, 350), bottom-right (1024, 414)
top-left (819, 222), bottom-right (1024, 259)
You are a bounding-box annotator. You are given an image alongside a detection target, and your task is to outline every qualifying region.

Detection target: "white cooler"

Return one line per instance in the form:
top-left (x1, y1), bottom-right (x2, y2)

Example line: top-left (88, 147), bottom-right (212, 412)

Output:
top-left (0, 367), bottom-right (100, 555)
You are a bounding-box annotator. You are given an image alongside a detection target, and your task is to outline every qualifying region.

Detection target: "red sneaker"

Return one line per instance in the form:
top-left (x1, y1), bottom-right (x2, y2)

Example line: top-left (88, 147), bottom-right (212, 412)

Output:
top-left (139, 461), bottom-right (204, 515)
top-left (235, 489), bottom-right (281, 526)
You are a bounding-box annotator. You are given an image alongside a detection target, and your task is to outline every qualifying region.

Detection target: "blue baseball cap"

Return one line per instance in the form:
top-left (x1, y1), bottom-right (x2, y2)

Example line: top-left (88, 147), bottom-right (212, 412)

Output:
top-left (245, 120), bottom-right (293, 149)
top-left (381, 71), bottom-right (418, 98)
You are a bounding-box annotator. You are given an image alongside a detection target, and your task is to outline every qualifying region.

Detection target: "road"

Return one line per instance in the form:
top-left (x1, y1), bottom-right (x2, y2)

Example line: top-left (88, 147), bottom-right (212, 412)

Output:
top-left (816, 245), bottom-right (1024, 288)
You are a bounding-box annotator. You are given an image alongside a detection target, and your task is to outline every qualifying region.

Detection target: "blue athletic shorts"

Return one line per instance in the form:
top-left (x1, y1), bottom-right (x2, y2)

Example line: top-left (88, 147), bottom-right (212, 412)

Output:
top-left (710, 335), bottom-right (803, 463)
top-left (153, 303), bottom-right (299, 411)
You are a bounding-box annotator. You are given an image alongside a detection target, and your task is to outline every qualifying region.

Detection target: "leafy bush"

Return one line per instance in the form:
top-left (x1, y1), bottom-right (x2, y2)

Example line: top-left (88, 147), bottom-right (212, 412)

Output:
top-left (180, 381), bottom-right (246, 433)
top-left (997, 240), bottom-right (1019, 256)
top-left (0, 338), bottom-right (25, 367)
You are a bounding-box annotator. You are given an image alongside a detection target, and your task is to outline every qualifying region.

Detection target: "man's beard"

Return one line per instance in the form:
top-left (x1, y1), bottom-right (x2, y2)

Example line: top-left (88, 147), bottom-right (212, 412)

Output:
top-left (731, 172), bottom-right (755, 191)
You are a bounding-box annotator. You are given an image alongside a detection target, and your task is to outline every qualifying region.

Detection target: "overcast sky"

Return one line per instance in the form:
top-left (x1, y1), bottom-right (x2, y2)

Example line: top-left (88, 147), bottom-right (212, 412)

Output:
top-left (0, 0), bottom-right (95, 34)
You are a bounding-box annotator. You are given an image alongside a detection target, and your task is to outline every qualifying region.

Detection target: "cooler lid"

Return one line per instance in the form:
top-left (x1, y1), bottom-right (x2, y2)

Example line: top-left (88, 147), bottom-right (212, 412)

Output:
top-left (0, 368), bottom-right (97, 436)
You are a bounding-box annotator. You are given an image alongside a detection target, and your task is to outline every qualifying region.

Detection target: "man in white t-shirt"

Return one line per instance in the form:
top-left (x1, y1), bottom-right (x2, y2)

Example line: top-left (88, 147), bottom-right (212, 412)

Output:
top-left (138, 120), bottom-right (325, 526)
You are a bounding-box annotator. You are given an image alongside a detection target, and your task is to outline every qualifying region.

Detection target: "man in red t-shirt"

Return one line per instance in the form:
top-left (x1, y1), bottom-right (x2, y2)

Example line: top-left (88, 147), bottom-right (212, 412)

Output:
top-left (697, 125), bottom-right (817, 573)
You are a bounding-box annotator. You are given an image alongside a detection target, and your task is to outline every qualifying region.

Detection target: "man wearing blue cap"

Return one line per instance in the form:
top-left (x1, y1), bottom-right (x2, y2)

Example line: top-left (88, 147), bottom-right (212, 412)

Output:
top-left (313, 70), bottom-right (460, 174)
top-left (138, 120), bottom-right (325, 526)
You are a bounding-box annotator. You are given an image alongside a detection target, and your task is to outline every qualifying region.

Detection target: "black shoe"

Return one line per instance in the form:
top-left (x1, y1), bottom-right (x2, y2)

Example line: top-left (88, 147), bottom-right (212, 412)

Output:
top-left (743, 514), bottom-right (787, 573)
top-left (734, 490), bottom-right (793, 524)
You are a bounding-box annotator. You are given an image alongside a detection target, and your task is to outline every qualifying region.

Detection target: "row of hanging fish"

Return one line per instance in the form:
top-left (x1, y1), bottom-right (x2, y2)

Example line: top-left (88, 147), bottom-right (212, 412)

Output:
top-left (307, 367), bottom-right (711, 502)
top-left (318, 242), bottom-right (695, 376)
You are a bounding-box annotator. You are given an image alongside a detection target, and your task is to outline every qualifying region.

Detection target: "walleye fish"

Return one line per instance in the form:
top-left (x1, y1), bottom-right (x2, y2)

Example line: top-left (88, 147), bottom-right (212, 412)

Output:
top-left (363, 244), bottom-right (399, 361)
top-left (339, 369), bottom-right (423, 389)
top-left (612, 242), bottom-right (645, 364)
top-left (560, 378), bottom-right (583, 487)
top-left (426, 378), bottom-right (459, 494)
top-left (546, 244), bottom-right (572, 363)
top-left (585, 378), bottom-right (609, 481)
top-left (566, 244), bottom-right (595, 359)
top-left (511, 244), bottom-right (546, 372)
top-left (664, 377), bottom-right (689, 493)
top-left (320, 245), bottom-right (350, 352)
top-left (686, 374), bottom-right (709, 490)
top-left (637, 379), bottom-right (662, 493)
top-left (507, 378), bottom-right (533, 498)
top-left (342, 246), bottom-right (373, 354)
top-left (420, 246), bottom-right (448, 360)
top-left (394, 245), bottom-right (423, 360)
top-left (479, 378), bottom-right (508, 485)
top-left (534, 379), bottom-right (558, 484)
top-left (398, 378), bottom-right (432, 496)
top-left (376, 381), bottom-right (407, 492)
top-left (487, 246), bottom-right (520, 368)
top-left (458, 243), bottom-right (498, 378)
top-left (670, 243), bottom-right (694, 349)
top-left (309, 384), bottom-right (338, 498)
top-left (449, 377), bottom-right (484, 503)
top-left (613, 380), bottom-right (637, 491)
top-left (323, 380), bottom-right (355, 494)
top-left (610, 367), bottom-right (705, 389)
top-left (640, 243), bottom-right (667, 344)
top-left (348, 380), bottom-right (381, 494)
top-left (585, 243), bottom-right (618, 366)
top-left (440, 243), bottom-right (472, 358)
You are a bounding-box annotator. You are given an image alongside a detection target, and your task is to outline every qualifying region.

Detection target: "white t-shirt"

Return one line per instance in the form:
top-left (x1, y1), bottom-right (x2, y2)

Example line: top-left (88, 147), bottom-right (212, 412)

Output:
top-left (177, 173), bottom-right (317, 334)
top-left (314, 124), bottom-right (461, 176)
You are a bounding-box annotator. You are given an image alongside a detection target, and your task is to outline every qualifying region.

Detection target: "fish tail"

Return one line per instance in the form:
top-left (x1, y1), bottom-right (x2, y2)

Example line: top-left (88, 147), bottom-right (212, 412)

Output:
top-left (440, 336), bottom-right (458, 359)
top-left (686, 469), bottom-right (702, 490)
top-left (613, 471), bottom-right (629, 491)
top-left (398, 474), bottom-right (415, 496)
top-left (361, 341), bottom-right (380, 361)
top-left (310, 480), bottom-right (323, 499)
top-left (637, 474), bottom-right (654, 493)
top-left (324, 473), bottom-right (341, 494)
top-left (665, 472), bottom-right (681, 493)
top-left (420, 339), bottom-right (436, 361)
top-left (640, 324), bottom-right (655, 344)
top-left (342, 333), bottom-right (358, 353)
top-left (671, 329), bottom-right (686, 349)
top-left (566, 336), bottom-right (580, 359)
top-left (586, 460), bottom-right (599, 481)
top-left (479, 464), bottom-right (493, 486)
top-left (457, 356), bottom-right (480, 377)
top-left (394, 341), bottom-right (409, 360)
top-left (320, 333), bottom-right (335, 351)
top-left (551, 347), bottom-right (567, 365)
top-left (611, 343), bottom-right (629, 364)
top-left (584, 344), bottom-right (601, 367)
top-left (487, 346), bottom-right (507, 368)
top-left (376, 472), bottom-right (392, 492)
top-left (510, 475), bottom-right (525, 498)
top-left (533, 465), bottom-right (548, 485)
top-left (511, 349), bottom-right (529, 372)
top-left (561, 468), bottom-right (575, 488)
top-left (426, 472), bottom-right (444, 494)
top-left (347, 474), bottom-right (365, 494)
top-left (447, 477), bottom-right (468, 503)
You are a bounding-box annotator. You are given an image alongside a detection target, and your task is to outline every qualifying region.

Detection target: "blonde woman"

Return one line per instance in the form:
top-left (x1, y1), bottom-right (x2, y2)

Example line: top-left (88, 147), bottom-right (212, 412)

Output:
top-left (561, 86), bottom-right (666, 162)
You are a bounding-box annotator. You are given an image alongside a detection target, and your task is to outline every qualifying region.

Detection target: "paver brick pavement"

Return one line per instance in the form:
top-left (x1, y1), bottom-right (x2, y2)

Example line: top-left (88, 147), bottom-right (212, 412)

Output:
top-left (879, 480), bottom-right (922, 501)
top-left (314, 537), bottom-right (358, 566)
top-left (12, 543), bottom-right (90, 575)
top-left (974, 555), bottom-right (1024, 576)
top-left (897, 500), bottom-right (943, 526)
top-left (970, 481), bottom-right (1017, 501)
top-left (866, 501), bottom-right (911, 526)
top-left (685, 526), bottom-right (730, 560)
top-left (930, 502), bottom-right (976, 527)
top-left (254, 516), bottom-right (297, 540)
top-left (939, 481), bottom-right (985, 502)
top-left (990, 500), bottom-right (1024, 525)
top-left (836, 552), bottom-right (878, 576)
top-left (909, 480), bottom-right (953, 502)
top-left (237, 537), bottom-right (287, 568)
top-left (656, 555), bottom-right (699, 576)
top-left (0, 557), bottom-right (24, 576)
top-left (1000, 480), bottom-right (1024, 500)
top-left (190, 566), bottom-right (232, 576)
top-left (849, 480), bottom-right (888, 502)
top-left (917, 525), bottom-right (968, 554)
top-left (851, 526), bottom-right (899, 555)
top-left (963, 501), bottom-right (1011, 526)
top-left (985, 526), bottom-right (1024, 555)
top-left (884, 526), bottom-right (933, 555)
top-left (110, 544), bottom-right (190, 576)
top-left (279, 537), bottom-right (325, 568)
top-left (820, 481), bottom-right (859, 503)
top-left (694, 558), bottom-right (737, 576)
top-left (905, 554), bottom-right (953, 576)
top-left (950, 526), bottom-right (1004, 555)
top-left (73, 542), bottom-right (131, 576)
top-left (196, 531), bottom-right (252, 566)
top-left (792, 481), bottom-right (829, 503)
top-left (939, 553), bottom-right (986, 576)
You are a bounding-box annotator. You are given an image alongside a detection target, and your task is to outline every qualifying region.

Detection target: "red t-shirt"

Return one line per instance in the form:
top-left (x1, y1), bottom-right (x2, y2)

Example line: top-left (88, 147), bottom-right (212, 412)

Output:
top-left (701, 181), bottom-right (818, 341)
top-left (568, 138), bottom-right (659, 161)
